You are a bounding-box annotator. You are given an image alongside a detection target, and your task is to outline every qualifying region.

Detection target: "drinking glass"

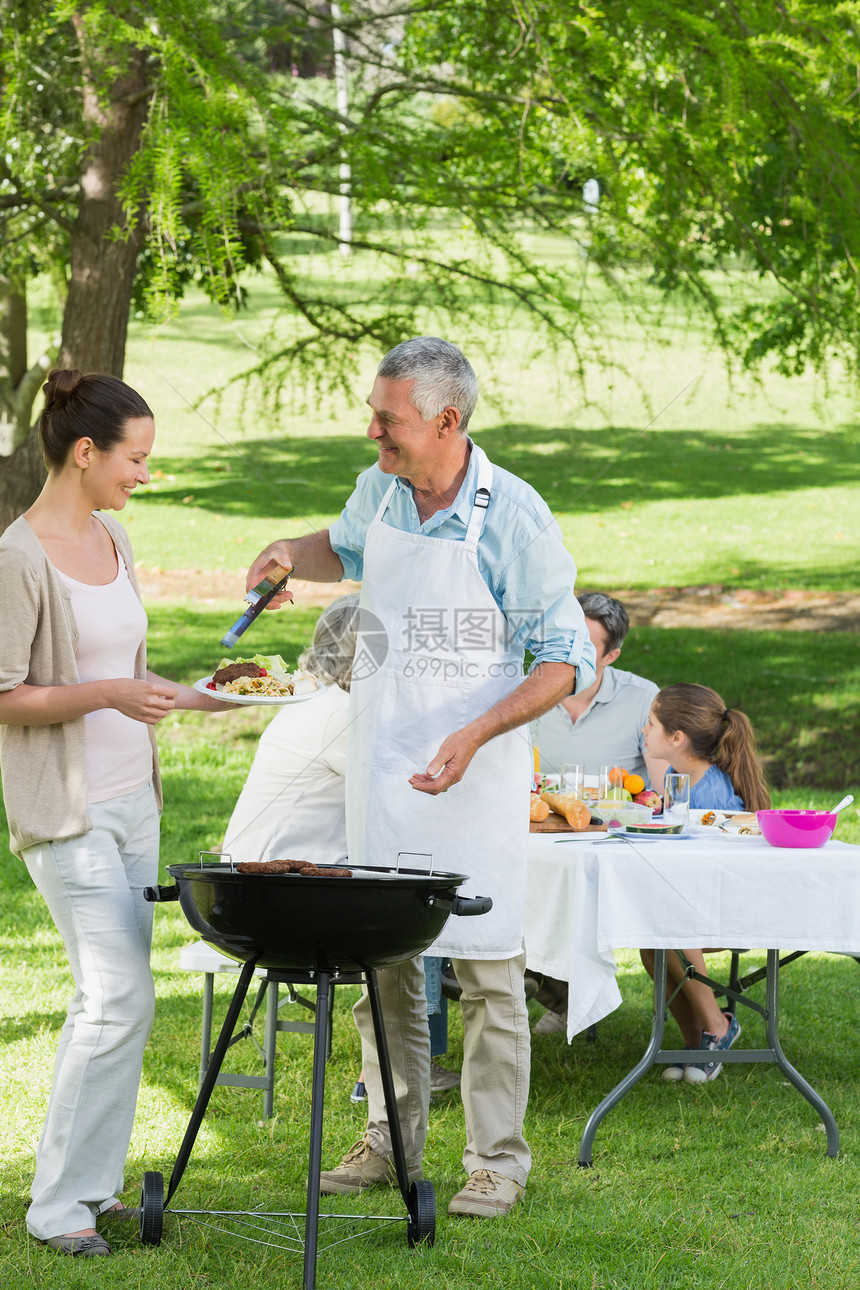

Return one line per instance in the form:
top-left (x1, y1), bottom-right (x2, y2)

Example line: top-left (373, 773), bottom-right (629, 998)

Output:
top-left (600, 764), bottom-right (624, 801)
top-left (663, 772), bottom-right (691, 829)
top-left (561, 763), bottom-right (584, 798)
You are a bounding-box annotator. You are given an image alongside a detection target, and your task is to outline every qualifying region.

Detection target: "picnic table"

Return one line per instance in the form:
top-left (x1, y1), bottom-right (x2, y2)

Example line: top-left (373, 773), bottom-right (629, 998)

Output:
top-left (523, 829), bottom-right (860, 1162)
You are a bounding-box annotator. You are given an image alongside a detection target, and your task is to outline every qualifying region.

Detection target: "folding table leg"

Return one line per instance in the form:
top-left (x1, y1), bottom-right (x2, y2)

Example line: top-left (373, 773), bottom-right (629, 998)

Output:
top-left (764, 949), bottom-right (839, 1156)
top-left (578, 947), bottom-right (670, 1167)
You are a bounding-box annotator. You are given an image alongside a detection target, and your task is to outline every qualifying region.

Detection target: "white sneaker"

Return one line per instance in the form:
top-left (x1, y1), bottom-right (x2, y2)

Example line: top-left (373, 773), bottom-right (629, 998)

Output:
top-left (533, 1009), bottom-right (567, 1036)
top-left (661, 1044), bottom-right (699, 1081)
top-left (684, 1013), bottom-right (742, 1084)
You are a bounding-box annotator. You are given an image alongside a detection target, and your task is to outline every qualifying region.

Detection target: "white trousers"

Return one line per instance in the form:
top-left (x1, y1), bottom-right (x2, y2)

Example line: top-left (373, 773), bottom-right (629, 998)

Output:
top-left (354, 948), bottom-right (531, 1188)
top-left (22, 782), bottom-right (159, 1239)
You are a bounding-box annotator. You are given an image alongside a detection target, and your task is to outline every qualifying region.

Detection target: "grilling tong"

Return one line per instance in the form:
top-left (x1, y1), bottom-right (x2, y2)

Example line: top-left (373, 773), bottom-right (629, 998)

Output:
top-left (220, 560), bottom-right (292, 649)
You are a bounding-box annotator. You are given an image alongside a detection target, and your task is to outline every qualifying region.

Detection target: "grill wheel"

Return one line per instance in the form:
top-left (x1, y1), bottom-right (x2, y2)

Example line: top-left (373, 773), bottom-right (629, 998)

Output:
top-left (406, 1179), bottom-right (436, 1247)
top-left (139, 1170), bottom-right (164, 1245)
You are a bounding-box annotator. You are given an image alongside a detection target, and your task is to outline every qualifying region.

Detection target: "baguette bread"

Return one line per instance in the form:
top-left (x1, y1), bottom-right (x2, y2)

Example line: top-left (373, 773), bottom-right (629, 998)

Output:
top-left (540, 791), bottom-right (592, 831)
top-left (530, 793), bottom-right (551, 822)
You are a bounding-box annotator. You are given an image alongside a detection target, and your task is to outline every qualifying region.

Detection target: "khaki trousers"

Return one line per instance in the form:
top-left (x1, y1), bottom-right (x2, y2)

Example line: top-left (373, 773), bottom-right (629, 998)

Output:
top-left (354, 948), bottom-right (531, 1188)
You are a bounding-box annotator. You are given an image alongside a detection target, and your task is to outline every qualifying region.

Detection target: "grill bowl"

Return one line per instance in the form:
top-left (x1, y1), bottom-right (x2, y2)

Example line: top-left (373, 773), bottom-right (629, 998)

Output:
top-left (165, 861), bottom-right (479, 973)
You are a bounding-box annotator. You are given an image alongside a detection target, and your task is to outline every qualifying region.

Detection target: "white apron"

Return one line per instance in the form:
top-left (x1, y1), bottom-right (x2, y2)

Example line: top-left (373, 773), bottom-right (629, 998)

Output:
top-left (346, 445), bottom-right (531, 958)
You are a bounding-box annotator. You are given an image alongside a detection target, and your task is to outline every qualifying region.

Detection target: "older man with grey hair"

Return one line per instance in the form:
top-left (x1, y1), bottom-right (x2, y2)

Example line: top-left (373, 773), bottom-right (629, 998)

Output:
top-left (244, 336), bottom-right (596, 1216)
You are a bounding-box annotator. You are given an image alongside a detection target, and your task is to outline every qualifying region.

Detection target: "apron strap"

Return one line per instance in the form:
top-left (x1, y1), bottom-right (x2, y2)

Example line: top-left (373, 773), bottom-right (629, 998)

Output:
top-left (372, 447), bottom-right (491, 548)
top-left (464, 450), bottom-right (493, 550)
top-left (371, 477), bottom-right (399, 525)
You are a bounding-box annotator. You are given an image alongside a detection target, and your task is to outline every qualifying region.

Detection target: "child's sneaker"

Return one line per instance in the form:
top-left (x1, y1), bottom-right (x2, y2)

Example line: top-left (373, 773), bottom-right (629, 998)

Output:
top-left (685, 1012), bottom-right (741, 1084)
top-left (661, 1045), bottom-right (698, 1081)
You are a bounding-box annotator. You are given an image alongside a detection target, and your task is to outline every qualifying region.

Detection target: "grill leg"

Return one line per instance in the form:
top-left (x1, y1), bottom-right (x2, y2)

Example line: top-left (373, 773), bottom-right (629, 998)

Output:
top-left (302, 971), bottom-right (330, 1290)
top-left (365, 968), bottom-right (411, 1204)
top-left (166, 958), bottom-right (257, 1205)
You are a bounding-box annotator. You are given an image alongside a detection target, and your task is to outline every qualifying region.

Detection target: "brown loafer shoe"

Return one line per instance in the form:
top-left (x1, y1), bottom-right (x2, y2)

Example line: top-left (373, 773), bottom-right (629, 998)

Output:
top-left (45, 1233), bottom-right (112, 1256)
top-left (447, 1168), bottom-right (524, 1217)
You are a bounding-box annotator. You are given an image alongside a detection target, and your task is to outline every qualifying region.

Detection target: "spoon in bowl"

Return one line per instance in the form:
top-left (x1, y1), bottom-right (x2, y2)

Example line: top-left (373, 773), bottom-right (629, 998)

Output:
top-left (829, 794), bottom-right (854, 814)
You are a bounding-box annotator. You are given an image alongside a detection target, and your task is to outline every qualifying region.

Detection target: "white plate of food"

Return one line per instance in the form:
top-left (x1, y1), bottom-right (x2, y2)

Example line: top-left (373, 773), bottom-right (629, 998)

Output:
top-left (718, 812), bottom-right (761, 836)
top-left (195, 653), bottom-right (324, 705)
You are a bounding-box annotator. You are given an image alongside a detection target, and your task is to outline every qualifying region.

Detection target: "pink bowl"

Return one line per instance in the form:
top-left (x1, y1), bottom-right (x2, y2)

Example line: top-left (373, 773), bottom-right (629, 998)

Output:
top-left (757, 809), bottom-right (837, 849)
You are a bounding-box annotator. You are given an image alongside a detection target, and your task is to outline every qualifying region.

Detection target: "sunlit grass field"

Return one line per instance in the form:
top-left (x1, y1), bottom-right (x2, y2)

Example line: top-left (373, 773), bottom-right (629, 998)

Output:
top-left (3, 244), bottom-right (859, 1288)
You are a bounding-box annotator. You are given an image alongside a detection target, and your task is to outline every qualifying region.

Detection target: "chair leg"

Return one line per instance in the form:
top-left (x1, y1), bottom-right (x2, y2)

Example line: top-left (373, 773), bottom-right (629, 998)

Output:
top-left (726, 951), bottom-right (742, 1016)
top-left (263, 979), bottom-right (279, 1119)
top-left (199, 971), bottom-right (215, 1089)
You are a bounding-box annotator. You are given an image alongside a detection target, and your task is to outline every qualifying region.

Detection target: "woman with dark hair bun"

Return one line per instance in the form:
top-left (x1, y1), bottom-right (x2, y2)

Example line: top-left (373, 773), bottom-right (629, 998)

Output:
top-left (0, 370), bottom-right (230, 1257)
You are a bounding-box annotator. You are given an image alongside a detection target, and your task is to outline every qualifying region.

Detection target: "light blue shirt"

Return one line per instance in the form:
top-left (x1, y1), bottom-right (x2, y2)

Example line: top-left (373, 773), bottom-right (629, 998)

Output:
top-left (328, 440), bottom-right (596, 688)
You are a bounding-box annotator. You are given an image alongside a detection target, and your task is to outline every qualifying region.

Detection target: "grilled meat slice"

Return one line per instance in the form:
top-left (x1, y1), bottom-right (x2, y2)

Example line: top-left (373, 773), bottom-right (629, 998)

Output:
top-left (213, 661), bottom-right (263, 687)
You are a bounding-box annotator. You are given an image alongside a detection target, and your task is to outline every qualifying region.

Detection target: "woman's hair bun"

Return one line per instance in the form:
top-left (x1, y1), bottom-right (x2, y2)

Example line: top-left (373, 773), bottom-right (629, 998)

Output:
top-left (42, 369), bottom-right (85, 413)
top-left (38, 370), bottom-right (153, 470)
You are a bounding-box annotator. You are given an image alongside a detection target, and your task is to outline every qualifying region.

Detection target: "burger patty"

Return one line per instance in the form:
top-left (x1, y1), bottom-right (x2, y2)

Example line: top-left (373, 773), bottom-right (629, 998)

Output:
top-left (238, 859), bottom-right (353, 877)
top-left (213, 662), bottom-right (263, 686)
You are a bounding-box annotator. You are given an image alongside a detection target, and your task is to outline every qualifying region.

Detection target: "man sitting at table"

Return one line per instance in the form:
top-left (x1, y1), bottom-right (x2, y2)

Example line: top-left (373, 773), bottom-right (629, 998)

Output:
top-left (526, 591), bottom-right (670, 1034)
top-left (529, 591), bottom-right (667, 791)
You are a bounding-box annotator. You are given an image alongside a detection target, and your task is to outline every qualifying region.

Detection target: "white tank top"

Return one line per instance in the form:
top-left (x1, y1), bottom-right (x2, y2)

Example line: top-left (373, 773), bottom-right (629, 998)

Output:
top-left (56, 550), bottom-right (153, 804)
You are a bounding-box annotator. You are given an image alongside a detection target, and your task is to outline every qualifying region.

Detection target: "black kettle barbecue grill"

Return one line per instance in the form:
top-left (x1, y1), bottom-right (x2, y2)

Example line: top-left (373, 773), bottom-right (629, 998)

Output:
top-left (138, 855), bottom-right (492, 1289)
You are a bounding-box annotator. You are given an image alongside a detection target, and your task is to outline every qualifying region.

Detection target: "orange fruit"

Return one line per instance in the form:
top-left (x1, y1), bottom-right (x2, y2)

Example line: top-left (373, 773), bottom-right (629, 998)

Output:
top-left (609, 766), bottom-right (626, 786)
top-left (623, 773), bottom-right (645, 796)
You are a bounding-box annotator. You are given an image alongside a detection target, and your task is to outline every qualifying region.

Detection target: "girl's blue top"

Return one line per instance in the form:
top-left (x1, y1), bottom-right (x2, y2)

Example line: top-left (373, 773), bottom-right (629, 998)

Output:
top-left (667, 763), bottom-right (744, 811)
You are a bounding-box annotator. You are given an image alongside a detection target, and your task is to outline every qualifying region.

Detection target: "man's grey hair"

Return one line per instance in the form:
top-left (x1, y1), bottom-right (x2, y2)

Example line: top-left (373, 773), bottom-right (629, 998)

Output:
top-left (299, 593), bottom-right (360, 692)
top-left (377, 336), bottom-right (478, 433)
top-left (577, 592), bottom-right (630, 654)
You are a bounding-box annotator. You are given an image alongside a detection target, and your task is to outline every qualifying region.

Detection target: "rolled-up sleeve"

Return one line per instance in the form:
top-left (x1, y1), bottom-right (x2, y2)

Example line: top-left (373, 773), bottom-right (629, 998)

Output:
top-left (498, 509), bottom-right (596, 693)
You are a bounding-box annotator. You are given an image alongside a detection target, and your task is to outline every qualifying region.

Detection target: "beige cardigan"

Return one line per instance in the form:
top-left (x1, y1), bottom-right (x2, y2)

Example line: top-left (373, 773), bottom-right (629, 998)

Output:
top-left (0, 513), bottom-right (162, 856)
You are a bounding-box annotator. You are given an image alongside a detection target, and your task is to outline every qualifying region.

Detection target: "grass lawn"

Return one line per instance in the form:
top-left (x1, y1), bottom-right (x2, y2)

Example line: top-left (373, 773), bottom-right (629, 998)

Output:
top-left (3, 251), bottom-right (858, 1287)
top-left (1, 611), bottom-right (857, 1289)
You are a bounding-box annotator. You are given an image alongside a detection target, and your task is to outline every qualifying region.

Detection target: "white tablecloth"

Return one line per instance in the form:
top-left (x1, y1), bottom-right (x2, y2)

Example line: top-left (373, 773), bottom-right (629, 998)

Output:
top-left (523, 832), bottom-right (860, 1040)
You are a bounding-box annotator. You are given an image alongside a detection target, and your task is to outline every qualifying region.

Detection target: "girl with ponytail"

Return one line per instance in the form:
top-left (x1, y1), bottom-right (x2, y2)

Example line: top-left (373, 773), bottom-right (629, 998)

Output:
top-left (640, 683), bottom-right (771, 1085)
top-left (646, 682), bottom-right (770, 813)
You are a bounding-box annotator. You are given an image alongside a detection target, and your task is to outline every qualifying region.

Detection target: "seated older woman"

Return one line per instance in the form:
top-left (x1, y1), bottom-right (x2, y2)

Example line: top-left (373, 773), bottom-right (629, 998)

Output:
top-left (223, 594), bottom-right (357, 865)
top-left (223, 594), bottom-right (458, 1089)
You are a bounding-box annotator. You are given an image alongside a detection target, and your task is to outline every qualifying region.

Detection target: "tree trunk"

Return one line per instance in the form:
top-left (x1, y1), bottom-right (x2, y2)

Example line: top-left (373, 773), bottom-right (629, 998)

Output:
top-left (0, 433), bottom-right (46, 534)
top-left (60, 15), bottom-right (150, 376)
top-left (0, 276), bottom-right (50, 532)
top-left (0, 16), bottom-right (151, 531)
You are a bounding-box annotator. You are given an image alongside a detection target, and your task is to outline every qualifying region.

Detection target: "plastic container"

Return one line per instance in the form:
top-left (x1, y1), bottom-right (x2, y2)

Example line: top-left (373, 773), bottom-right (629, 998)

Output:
top-left (593, 801), bottom-right (654, 827)
top-left (757, 809), bottom-right (837, 850)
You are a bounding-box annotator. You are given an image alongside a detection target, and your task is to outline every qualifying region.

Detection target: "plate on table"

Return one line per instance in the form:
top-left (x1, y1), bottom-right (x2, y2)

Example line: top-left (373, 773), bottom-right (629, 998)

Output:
top-left (718, 813), bottom-right (761, 837)
top-left (614, 821), bottom-right (687, 837)
top-left (193, 676), bottom-right (325, 706)
top-left (592, 818), bottom-right (690, 841)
